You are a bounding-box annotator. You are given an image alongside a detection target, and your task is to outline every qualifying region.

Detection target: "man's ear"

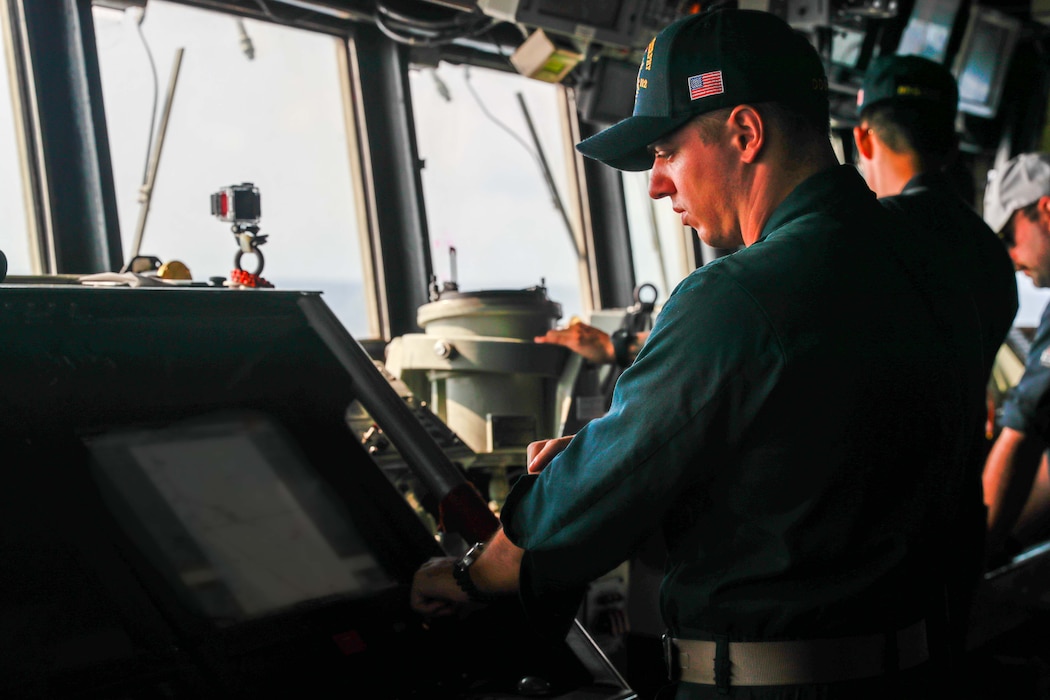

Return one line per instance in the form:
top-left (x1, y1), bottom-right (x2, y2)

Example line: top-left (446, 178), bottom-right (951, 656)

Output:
top-left (853, 125), bottom-right (874, 160)
top-left (729, 105), bottom-right (764, 164)
top-left (1036, 196), bottom-right (1050, 228)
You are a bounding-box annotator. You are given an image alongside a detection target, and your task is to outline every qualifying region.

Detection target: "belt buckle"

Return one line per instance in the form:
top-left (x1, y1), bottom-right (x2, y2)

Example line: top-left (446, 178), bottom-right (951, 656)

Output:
top-left (662, 632), bottom-right (680, 681)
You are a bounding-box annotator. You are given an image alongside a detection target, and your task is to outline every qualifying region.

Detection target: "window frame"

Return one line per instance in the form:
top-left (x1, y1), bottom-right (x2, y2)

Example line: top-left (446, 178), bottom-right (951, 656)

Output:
top-left (8, 0), bottom-right (618, 343)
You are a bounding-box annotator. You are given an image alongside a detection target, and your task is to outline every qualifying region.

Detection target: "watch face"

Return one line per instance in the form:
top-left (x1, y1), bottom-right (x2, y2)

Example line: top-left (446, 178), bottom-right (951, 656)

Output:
top-left (461, 542), bottom-right (485, 567)
top-left (452, 546), bottom-right (495, 603)
top-left (461, 541), bottom-right (485, 570)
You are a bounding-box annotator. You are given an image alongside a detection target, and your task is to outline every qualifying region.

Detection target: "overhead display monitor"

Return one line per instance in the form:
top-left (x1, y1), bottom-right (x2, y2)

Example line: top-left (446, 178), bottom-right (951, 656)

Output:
top-left (952, 6), bottom-right (1022, 119)
top-left (895, 0), bottom-right (963, 63)
top-left (830, 23), bottom-right (872, 69)
top-left (577, 56), bottom-right (639, 125)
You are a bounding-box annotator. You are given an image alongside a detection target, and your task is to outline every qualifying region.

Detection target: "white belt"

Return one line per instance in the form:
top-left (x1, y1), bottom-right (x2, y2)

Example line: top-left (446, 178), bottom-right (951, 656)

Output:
top-left (665, 619), bottom-right (928, 686)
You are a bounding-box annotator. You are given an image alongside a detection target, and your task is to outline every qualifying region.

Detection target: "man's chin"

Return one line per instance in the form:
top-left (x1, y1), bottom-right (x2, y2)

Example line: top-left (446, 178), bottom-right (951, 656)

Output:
top-left (700, 231), bottom-right (746, 249)
top-left (696, 231), bottom-right (720, 248)
top-left (696, 228), bottom-right (724, 247)
top-left (1029, 272), bottom-right (1050, 289)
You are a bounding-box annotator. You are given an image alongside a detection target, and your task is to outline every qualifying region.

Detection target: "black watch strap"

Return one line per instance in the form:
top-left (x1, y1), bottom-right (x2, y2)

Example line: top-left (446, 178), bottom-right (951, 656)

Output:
top-left (452, 542), bottom-right (500, 603)
top-left (611, 329), bottom-right (634, 368)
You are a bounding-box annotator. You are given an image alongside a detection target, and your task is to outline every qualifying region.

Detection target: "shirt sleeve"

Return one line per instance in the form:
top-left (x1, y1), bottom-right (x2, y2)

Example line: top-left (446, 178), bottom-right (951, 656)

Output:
top-left (500, 264), bottom-right (784, 601)
top-left (1002, 302), bottom-right (1050, 440)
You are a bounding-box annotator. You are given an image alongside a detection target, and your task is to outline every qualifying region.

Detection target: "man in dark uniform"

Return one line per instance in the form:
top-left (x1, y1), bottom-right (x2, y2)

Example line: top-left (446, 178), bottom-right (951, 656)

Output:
top-left (412, 9), bottom-right (988, 698)
top-left (853, 55), bottom-right (1016, 376)
top-left (853, 54), bottom-right (1019, 683)
top-left (982, 152), bottom-right (1050, 566)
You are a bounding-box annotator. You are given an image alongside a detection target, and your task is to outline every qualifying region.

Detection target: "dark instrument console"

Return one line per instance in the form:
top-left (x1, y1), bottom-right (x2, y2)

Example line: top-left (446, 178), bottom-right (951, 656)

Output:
top-left (0, 285), bottom-right (634, 699)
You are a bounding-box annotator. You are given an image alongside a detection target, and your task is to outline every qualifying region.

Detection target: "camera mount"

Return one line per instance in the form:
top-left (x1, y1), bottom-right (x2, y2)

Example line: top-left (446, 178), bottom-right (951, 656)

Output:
top-left (211, 182), bottom-right (273, 288)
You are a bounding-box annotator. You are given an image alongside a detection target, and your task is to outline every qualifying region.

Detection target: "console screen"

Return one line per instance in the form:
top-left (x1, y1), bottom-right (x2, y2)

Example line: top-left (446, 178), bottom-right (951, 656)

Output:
top-left (86, 410), bottom-right (396, 624)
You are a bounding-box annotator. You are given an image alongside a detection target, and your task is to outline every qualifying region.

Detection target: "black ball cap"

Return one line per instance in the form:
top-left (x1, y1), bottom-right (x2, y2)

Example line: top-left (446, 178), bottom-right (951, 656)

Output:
top-left (575, 8), bottom-right (828, 172)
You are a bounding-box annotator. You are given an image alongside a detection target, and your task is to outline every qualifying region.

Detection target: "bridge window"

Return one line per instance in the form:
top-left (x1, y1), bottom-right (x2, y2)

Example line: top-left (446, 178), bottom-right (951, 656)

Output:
top-left (621, 170), bottom-right (693, 302)
top-left (92, 0), bottom-right (371, 336)
top-left (409, 62), bottom-right (584, 322)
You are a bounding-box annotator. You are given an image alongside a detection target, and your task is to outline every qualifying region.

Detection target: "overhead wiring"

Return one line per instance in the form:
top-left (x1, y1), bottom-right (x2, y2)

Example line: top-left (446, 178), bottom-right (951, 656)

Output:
top-left (462, 65), bottom-right (541, 173)
top-left (462, 67), bottom-right (578, 257)
top-left (374, 15), bottom-right (497, 46)
top-left (373, 1), bottom-right (498, 47)
top-left (376, 2), bottom-right (482, 30)
top-left (482, 25), bottom-right (522, 74)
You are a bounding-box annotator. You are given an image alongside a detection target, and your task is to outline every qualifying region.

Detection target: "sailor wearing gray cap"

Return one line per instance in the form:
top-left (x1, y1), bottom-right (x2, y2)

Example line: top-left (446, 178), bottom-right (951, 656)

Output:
top-left (983, 152), bottom-right (1050, 568)
top-left (984, 153), bottom-right (1050, 252)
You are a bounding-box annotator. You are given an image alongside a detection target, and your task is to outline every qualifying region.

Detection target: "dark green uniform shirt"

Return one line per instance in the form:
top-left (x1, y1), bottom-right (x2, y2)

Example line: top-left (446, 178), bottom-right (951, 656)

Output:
top-left (885, 171), bottom-right (1017, 386)
top-left (502, 166), bottom-right (985, 644)
top-left (880, 170), bottom-right (1018, 671)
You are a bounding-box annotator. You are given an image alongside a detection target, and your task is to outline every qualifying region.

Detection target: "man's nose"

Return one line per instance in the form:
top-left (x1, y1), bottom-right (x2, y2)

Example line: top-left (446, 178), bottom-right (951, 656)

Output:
top-left (648, 163), bottom-right (672, 200)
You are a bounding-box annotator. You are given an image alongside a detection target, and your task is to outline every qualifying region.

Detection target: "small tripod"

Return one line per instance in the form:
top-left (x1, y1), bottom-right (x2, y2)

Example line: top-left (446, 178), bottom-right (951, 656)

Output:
top-left (228, 222), bottom-right (273, 288)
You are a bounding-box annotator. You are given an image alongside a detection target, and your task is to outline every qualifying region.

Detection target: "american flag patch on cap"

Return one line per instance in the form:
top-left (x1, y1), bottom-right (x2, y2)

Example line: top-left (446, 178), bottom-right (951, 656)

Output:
top-left (688, 71), bottom-right (724, 100)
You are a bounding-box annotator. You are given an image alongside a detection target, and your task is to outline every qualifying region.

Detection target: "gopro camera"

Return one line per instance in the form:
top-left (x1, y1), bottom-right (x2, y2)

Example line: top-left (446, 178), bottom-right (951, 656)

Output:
top-left (211, 182), bottom-right (261, 224)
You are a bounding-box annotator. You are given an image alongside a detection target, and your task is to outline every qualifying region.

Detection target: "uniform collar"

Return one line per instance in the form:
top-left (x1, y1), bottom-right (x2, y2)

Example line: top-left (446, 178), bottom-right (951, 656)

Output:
top-left (900, 170), bottom-right (950, 195)
top-left (757, 165), bottom-right (875, 244)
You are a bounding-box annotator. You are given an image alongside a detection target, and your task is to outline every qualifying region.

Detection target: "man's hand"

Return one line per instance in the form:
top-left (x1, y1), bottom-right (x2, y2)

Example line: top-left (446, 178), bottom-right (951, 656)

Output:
top-left (983, 426), bottom-right (1046, 567)
top-left (410, 530), bottom-right (525, 616)
top-left (527, 435), bottom-right (574, 474)
top-left (410, 556), bottom-right (468, 617)
top-left (534, 320), bottom-right (615, 365)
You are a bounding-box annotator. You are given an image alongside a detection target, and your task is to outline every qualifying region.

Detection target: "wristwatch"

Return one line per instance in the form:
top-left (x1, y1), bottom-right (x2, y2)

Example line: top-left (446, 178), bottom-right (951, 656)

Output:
top-left (452, 541), bottom-right (500, 603)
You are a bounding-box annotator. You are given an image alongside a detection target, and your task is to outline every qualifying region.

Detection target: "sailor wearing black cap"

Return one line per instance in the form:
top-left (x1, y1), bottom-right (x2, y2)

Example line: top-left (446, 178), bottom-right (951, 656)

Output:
top-left (412, 9), bottom-right (992, 698)
top-left (853, 54), bottom-right (1017, 684)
